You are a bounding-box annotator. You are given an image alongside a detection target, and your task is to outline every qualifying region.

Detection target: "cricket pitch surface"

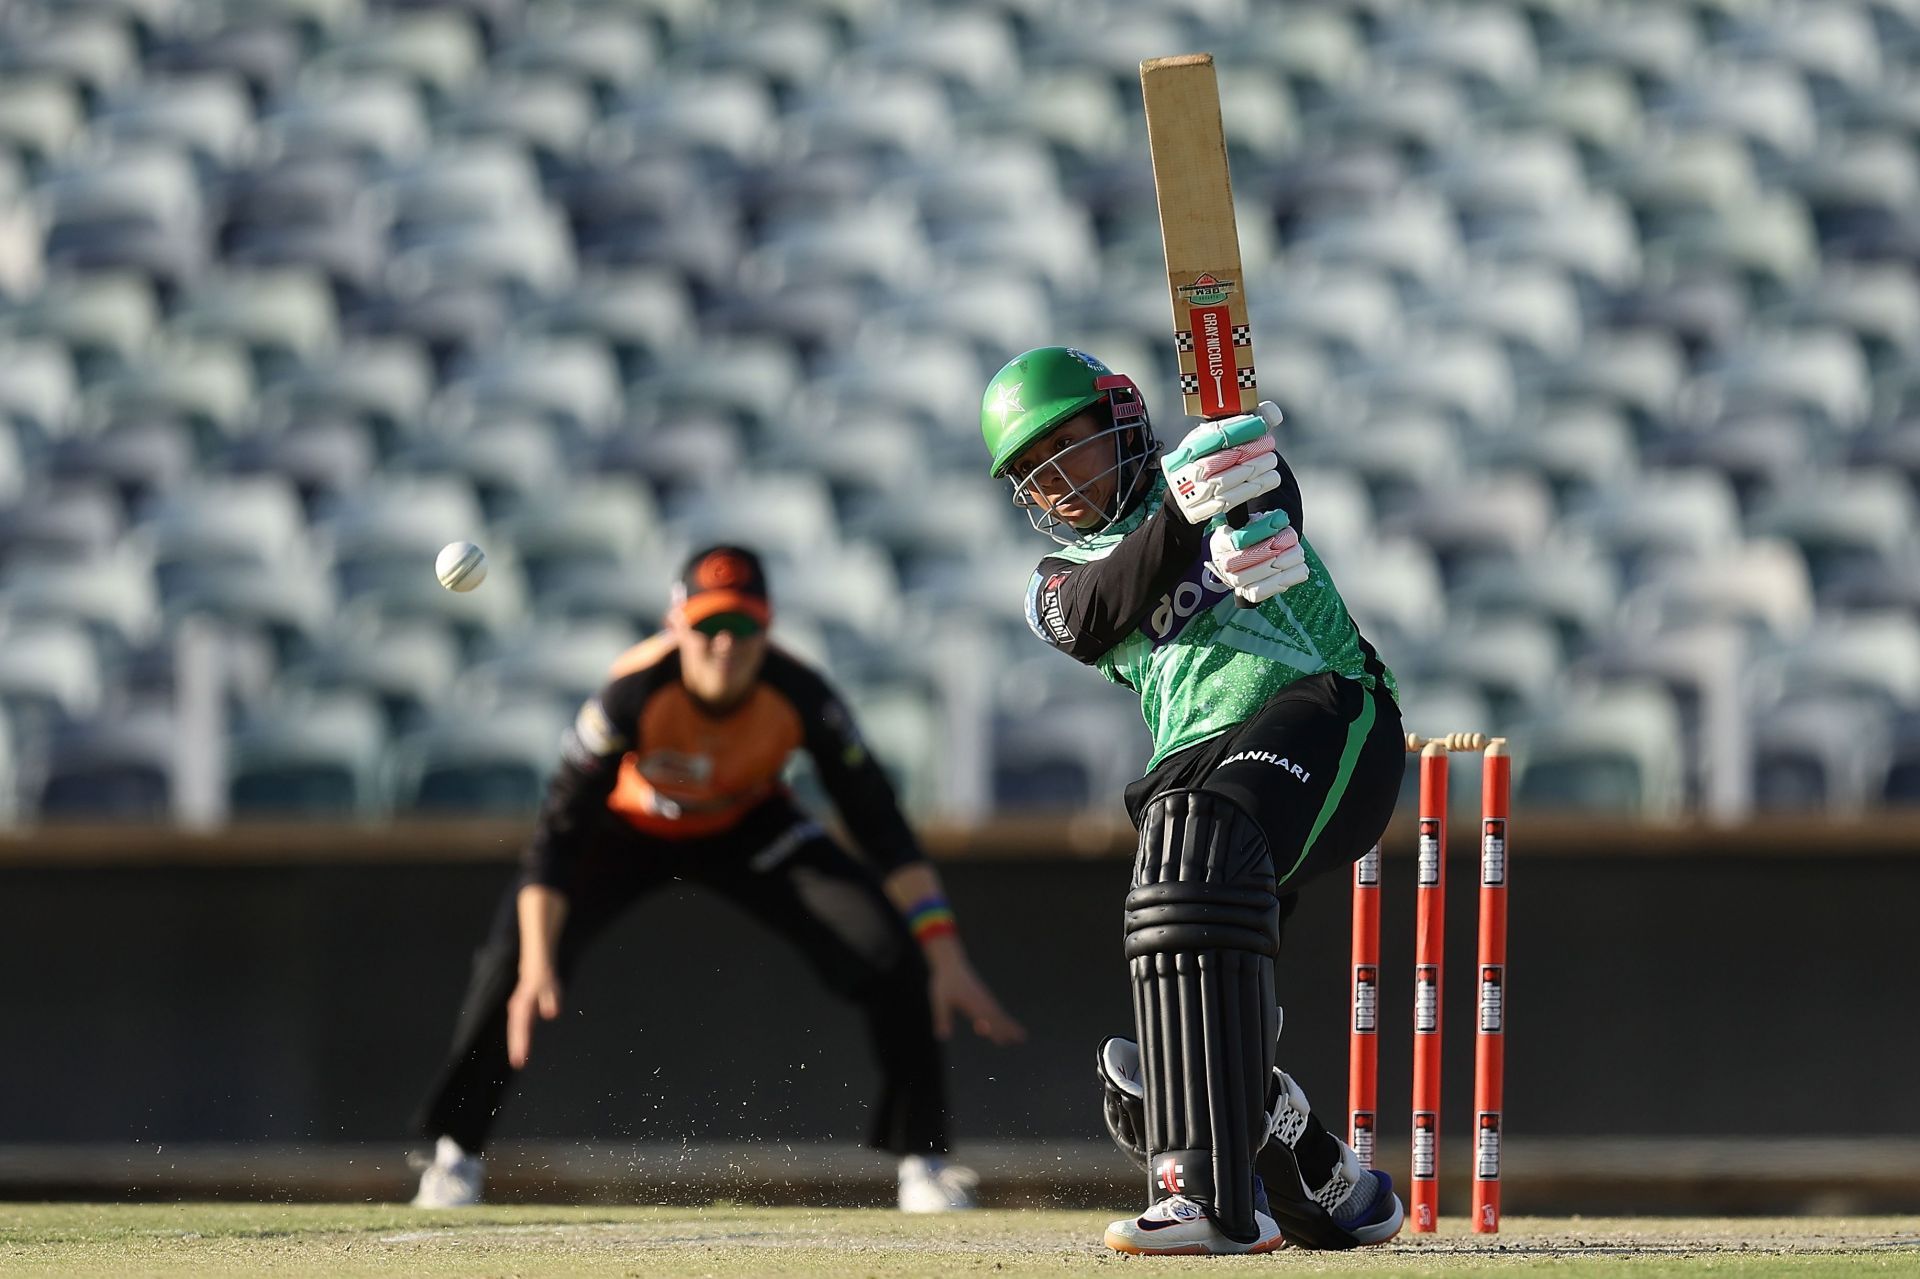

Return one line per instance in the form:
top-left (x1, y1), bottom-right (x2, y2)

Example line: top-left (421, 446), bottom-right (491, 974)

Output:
top-left (4, 1205), bottom-right (1917, 1276)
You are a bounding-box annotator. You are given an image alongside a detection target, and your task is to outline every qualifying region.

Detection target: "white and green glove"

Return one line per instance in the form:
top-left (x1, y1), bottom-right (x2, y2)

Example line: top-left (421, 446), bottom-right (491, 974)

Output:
top-left (1161, 401), bottom-right (1285, 525)
top-left (1210, 509), bottom-right (1307, 604)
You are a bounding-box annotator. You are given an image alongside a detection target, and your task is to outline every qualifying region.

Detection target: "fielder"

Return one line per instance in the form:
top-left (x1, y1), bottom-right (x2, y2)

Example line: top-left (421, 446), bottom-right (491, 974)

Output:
top-left (980, 347), bottom-right (1406, 1254)
top-left (411, 545), bottom-right (1024, 1212)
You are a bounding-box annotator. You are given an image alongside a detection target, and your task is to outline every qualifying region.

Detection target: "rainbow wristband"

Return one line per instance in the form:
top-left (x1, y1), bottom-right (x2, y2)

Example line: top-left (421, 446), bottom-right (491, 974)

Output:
top-left (907, 896), bottom-right (958, 945)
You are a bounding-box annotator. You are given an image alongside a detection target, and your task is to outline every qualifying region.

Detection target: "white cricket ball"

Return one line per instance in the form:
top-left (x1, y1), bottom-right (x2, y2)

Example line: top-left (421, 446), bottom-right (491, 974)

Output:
top-left (435, 540), bottom-right (488, 592)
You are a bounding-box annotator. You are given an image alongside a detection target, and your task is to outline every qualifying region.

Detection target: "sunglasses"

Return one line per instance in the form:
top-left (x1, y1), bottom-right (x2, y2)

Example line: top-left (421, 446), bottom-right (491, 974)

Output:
top-left (692, 613), bottom-right (765, 639)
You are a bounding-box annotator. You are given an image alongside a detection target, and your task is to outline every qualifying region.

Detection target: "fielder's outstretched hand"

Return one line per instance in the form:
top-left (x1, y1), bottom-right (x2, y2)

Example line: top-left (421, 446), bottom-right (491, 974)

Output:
top-left (929, 958), bottom-right (1027, 1046)
top-left (506, 968), bottom-right (564, 1069)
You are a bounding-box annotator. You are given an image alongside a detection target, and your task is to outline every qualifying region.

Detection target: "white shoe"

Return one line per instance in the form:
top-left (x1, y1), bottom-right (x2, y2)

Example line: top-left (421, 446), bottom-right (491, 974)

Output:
top-left (410, 1136), bottom-right (483, 1207)
top-left (897, 1155), bottom-right (978, 1212)
top-left (1104, 1195), bottom-right (1286, 1255)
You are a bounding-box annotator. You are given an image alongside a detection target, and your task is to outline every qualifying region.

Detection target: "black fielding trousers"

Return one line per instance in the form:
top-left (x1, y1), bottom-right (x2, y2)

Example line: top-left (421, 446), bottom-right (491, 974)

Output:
top-left (416, 802), bottom-right (948, 1156)
top-left (1123, 672), bottom-right (1405, 1191)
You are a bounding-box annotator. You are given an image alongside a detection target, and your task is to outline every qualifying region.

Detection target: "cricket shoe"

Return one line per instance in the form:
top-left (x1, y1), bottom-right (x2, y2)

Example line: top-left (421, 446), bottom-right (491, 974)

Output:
top-left (410, 1136), bottom-right (483, 1207)
top-left (897, 1155), bottom-right (978, 1212)
top-left (1103, 1195), bottom-right (1285, 1255)
top-left (1320, 1160), bottom-right (1404, 1247)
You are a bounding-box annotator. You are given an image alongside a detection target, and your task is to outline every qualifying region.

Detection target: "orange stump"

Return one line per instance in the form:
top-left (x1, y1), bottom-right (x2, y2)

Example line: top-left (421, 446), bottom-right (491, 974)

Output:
top-left (1472, 741), bottom-right (1511, 1233)
top-left (1349, 842), bottom-right (1381, 1168)
top-left (1410, 743), bottom-right (1447, 1232)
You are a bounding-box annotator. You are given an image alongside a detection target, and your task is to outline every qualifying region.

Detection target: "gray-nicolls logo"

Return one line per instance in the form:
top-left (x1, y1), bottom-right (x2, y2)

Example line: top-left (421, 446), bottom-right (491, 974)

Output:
top-left (1218, 749), bottom-right (1310, 782)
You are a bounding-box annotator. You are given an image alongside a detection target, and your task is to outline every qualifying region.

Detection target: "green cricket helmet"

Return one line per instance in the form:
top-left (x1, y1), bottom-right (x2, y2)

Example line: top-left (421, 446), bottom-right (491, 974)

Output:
top-left (980, 346), bottom-right (1159, 543)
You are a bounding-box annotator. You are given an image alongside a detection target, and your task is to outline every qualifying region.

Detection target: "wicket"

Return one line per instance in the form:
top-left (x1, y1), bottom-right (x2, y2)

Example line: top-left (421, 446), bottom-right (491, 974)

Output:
top-left (1349, 733), bottom-right (1511, 1234)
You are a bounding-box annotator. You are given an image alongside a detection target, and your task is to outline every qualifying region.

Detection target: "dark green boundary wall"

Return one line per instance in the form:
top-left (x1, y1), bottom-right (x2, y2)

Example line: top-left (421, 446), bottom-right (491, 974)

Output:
top-left (2, 813), bottom-right (1916, 1147)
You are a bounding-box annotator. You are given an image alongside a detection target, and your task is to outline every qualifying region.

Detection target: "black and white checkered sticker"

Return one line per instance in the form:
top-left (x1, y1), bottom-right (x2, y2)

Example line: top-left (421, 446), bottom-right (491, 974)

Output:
top-left (1236, 367), bottom-right (1258, 388)
top-left (1179, 373), bottom-right (1199, 393)
top-left (1231, 324), bottom-right (1252, 346)
top-left (1174, 329), bottom-right (1194, 352)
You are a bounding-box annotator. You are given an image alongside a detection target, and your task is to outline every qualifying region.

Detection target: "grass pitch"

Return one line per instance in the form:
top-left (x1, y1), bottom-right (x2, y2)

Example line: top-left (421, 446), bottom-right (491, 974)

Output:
top-left (1, 1204), bottom-right (1917, 1277)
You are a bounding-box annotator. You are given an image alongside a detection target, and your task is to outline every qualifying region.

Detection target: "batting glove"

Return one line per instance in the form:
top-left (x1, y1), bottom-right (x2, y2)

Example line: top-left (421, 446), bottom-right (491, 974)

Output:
top-left (1210, 508), bottom-right (1308, 604)
top-left (1161, 401), bottom-right (1286, 524)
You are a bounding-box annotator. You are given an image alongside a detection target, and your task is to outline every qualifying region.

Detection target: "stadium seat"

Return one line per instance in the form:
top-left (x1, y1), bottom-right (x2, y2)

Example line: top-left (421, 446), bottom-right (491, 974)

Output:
top-left (1315, 536), bottom-right (1448, 642)
top-left (1382, 472), bottom-right (1556, 579)
top-left (0, 14), bottom-right (140, 99)
top-left (90, 342), bottom-right (255, 448)
top-left (0, 340), bottom-right (78, 439)
top-left (1759, 613), bottom-right (1920, 714)
top-left (602, 71), bottom-right (778, 167)
top-left (1656, 64), bottom-right (1819, 161)
top-left (1694, 330), bottom-right (1872, 434)
top-left (494, 479), bottom-right (659, 584)
top-left (674, 474), bottom-right (840, 557)
top-left (439, 76), bottom-right (598, 164)
top-left (37, 707), bottom-right (180, 822)
top-left (1291, 191), bottom-right (1464, 287)
top-left (1781, 263), bottom-right (1920, 372)
top-left (1643, 414), bottom-right (1815, 513)
top-left (1416, 262), bottom-right (1585, 367)
top-left (1, 552), bottom-right (159, 653)
top-left (1473, 194), bottom-right (1642, 291)
top-left (227, 691), bottom-right (390, 819)
top-left (261, 340), bottom-right (435, 451)
top-left (1350, 332), bottom-right (1518, 430)
top-left (308, 12), bottom-right (484, 102)
top-left (1749, 471), bottom-right (1917, 589)
top-left (0, 482), bottom-right (119, 567)
top-left (169, 270), bottom-right (339, 375)
top-left (0, 74), bottom-right (85, 165)
top-left (1569, 470), bottom-right (1743, 567)
top-left (1376, 7), bottom-right (1539, 97)
top-left (1496, 66), bottom-right (1644, 157)
top-left (281, 618), bottom-right (462, 733)
top-left (1309, 71), bottom-right (1473, 159)
top-left (144, 23), bottom-right (304, 101)
top-left (91, 75), bottom-right (255, 170)
top-left (389, 703), bottom-right (565, 816)
top-left (0, 619), bottom-right (102, 741)
top-left (1455, 541), bottom-right (1622, 647)
top-left (161, 560), bottom-right (336, 666)
top-left (1474, 405), bottom-right (1638, 506)
top-left (1751, 697), bottom-right (1892, 815)
top-left (1252, 264), bottom-right (1404, 370)
top-left (1513, 681), bottom-right (1688, 816)
top-left (1626, 541), bottom-right (1815, 641)
top-left (1288, 410), bottom-right (1462, 508)
top-left (260, 74), bottom-right (430, 163)
top-left (464, 621), bottom-right (641, 715)
top-left (1401, 616), bottom-right (1563, 729)
top-left (496, 13), bottom-right (657, 97)
top-left (625, 337), bottom-right (801, 436)
top-left (2, 274), bottom-right (157, 378)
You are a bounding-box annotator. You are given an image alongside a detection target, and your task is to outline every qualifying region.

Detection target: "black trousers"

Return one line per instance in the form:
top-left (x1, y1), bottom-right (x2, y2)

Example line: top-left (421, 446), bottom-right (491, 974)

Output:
top-left (1123, 673), bottom-right (1404, 1192)
top-left (1125, 672), bottom-right (1405, 899)
top-left (415, 803), bottom-right (948, 1156)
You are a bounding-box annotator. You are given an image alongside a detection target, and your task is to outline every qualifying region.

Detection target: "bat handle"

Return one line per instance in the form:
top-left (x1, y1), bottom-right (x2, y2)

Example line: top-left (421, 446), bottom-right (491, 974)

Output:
top-left (1226, 504), bottom-right (1256, 608)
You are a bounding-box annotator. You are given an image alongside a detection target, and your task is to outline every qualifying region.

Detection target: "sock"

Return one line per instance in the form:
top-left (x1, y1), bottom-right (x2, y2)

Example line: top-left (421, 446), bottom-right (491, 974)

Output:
top-left (899, 1154), bottom-right (944, 1177)
top-left (435, 1136), bottom-right (471, 1167)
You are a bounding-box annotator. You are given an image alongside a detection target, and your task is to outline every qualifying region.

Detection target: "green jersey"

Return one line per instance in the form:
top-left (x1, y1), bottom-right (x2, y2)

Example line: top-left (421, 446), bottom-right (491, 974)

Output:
top-left (1024, 473), bottom-right (1397, 768)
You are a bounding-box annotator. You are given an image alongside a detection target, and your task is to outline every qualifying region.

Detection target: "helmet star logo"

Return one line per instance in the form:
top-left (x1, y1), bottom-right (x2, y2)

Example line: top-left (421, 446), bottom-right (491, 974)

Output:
top-left (991, 381), bottom-right (1025, 420)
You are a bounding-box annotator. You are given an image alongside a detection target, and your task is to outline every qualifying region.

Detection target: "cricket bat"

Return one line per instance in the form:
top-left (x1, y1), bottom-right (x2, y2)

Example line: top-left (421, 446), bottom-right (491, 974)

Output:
top-left (1141, 52), bottom-right (1260, 600)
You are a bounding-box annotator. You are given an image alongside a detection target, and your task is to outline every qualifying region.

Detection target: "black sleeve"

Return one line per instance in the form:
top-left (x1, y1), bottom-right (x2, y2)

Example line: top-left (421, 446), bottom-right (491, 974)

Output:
top-left (1025, 459), bottom-right (1310, 667)
top-left (765, 652), bottom-right (927, 875)
top-left (522, 666), bottom-right (660, 892)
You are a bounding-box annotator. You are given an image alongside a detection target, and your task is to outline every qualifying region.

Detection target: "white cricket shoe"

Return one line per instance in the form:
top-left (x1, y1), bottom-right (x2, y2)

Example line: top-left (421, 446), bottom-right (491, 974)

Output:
top-left (1104, 1195), bottom-right (1285, 1255)
top-left (410, 1136), bottom-right (483, 1207)
top-left (897, 1155), bottom-right (978, 1212)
